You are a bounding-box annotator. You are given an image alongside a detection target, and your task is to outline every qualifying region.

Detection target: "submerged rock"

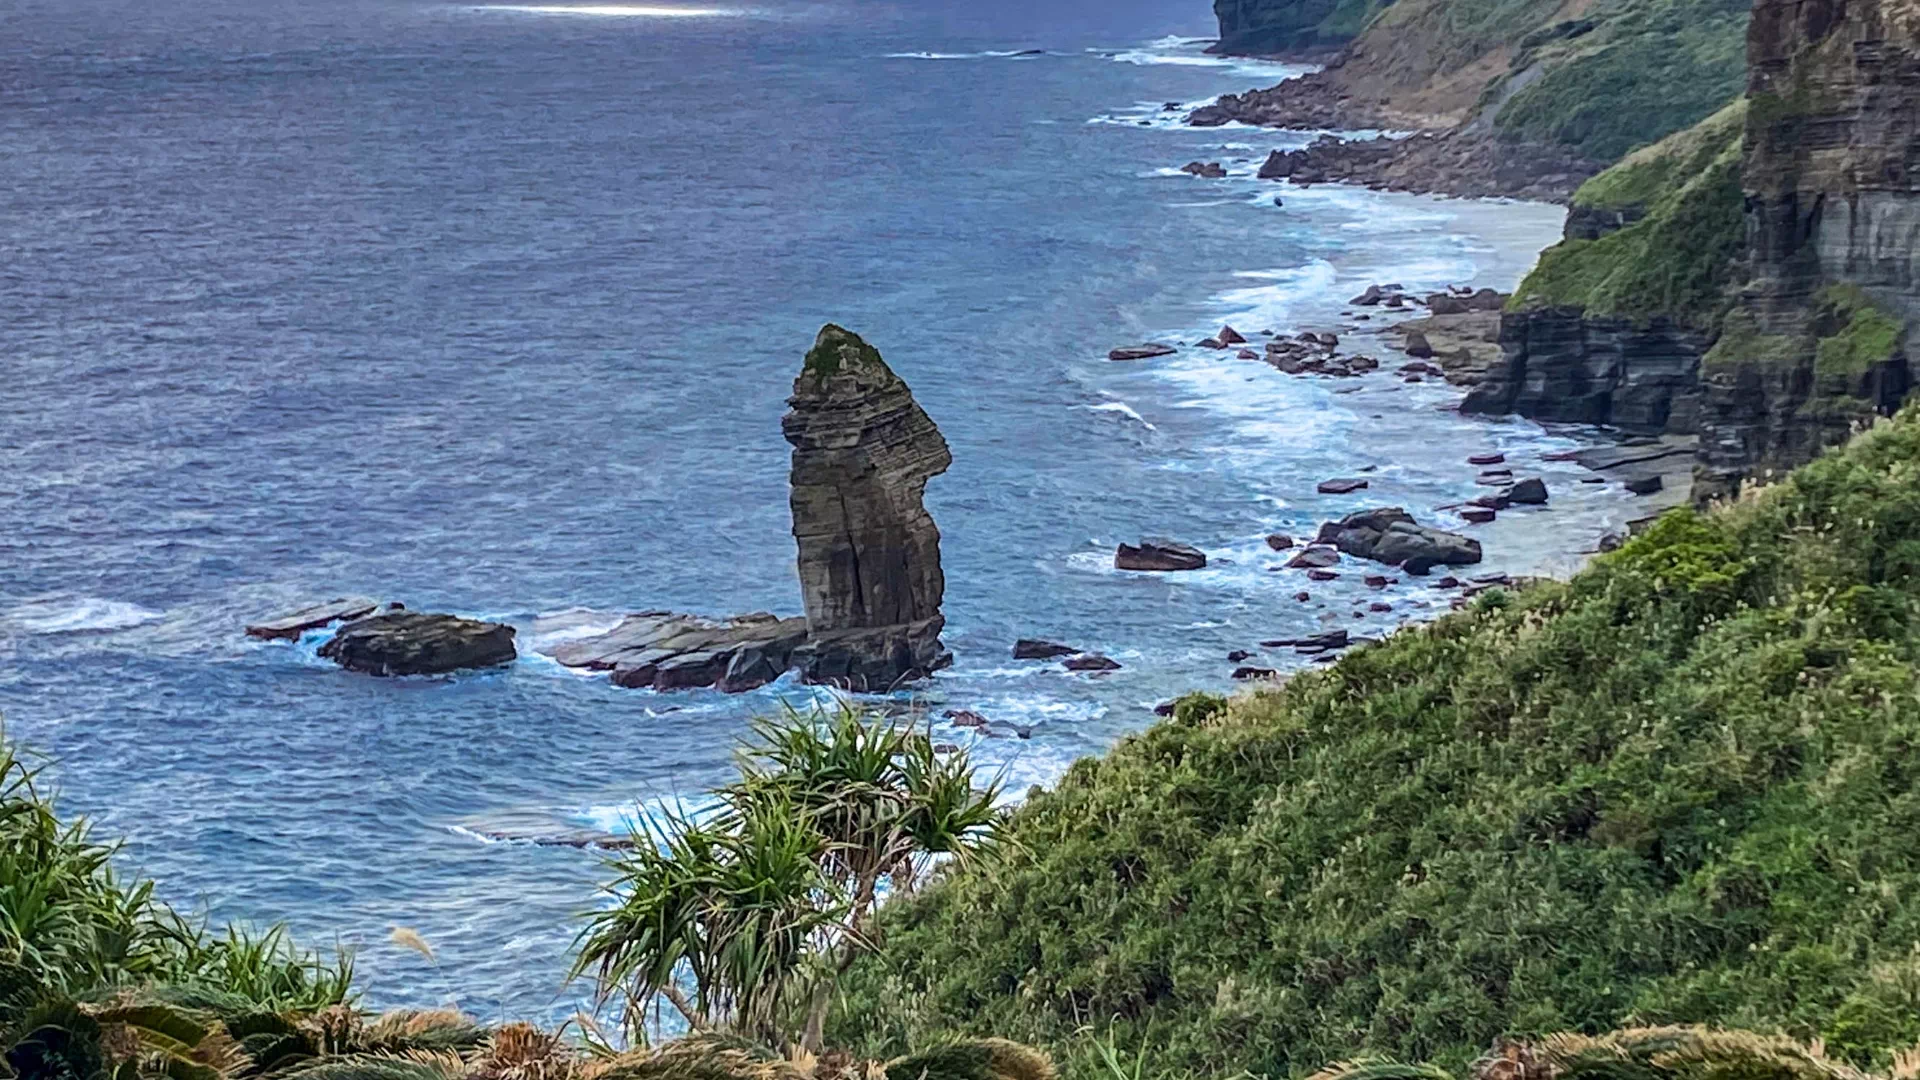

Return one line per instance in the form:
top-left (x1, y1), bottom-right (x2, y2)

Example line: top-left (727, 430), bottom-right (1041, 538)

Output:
top-left (785, 325), bottom-right (954, 690)
top-left (1317, 477), bottom-right (1370, 495)
top-left (1286, 546), bottom-right (1340, 569)
top-left (1013, 638), bottom-right (1080, 660)
top-left (317, 612), bottom-right (516, 676)
top-left (1064, 653), bottom-right (1123, 672)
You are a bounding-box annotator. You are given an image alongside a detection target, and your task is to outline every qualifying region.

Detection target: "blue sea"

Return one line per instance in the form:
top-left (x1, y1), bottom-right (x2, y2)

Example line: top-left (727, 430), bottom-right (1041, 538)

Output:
top-left (3, 0), bottom-right (1630, 1022)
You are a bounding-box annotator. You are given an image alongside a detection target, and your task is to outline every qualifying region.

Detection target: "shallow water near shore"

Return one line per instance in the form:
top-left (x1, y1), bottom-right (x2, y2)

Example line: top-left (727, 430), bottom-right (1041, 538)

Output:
top-left (4, 0), bottom-right (1632, 1021)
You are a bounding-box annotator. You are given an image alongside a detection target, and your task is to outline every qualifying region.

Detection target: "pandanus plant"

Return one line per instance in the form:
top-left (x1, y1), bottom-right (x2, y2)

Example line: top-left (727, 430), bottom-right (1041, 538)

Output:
top-left (572, 701), bottom-right (1007, 1052)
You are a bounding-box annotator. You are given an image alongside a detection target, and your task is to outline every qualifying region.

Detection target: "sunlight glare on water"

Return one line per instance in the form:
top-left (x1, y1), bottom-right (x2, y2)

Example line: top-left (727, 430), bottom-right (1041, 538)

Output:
top-left (474, 4), bottom-right (741, 15)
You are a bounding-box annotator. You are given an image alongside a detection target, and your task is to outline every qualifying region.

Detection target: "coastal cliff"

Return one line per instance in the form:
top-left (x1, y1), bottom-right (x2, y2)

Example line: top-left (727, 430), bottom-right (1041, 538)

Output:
top-left (1695, 0), bottom-right (1919, 497)
top-left (1198, 0), bottom-right (1752, 199)
top-left (1468, 103), bottom-right (1747, 433)
top-left (1472, 0), bottom-right (1917, 500)
top-left (1208, 0), bottom-right (1389, 55)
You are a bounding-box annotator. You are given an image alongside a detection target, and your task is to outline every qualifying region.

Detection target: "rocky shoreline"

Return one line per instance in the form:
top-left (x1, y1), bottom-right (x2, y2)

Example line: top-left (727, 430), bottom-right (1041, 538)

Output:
top-left (1185, 58), bottom-right (1603, 204)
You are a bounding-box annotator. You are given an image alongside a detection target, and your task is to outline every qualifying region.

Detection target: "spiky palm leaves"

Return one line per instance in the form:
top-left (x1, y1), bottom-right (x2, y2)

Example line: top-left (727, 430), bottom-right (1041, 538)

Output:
top-left (573, 702), bottom-right (1005, 1050)
top-left (0, 737), bottom-right (352, 1017)
top-left (573, 798), bottom-right (843, 1046)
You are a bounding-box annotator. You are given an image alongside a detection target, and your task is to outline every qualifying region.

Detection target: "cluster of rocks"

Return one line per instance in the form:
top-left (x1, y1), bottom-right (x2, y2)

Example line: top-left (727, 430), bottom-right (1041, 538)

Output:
top-left (246, 599), bottom-right (520, 677)
top-left (1307, 506), bottom-right (1484, 575)
top-left (1261, 331), bottom-right (1380, 378)
top-left (1238, 130), bottom-right (1601, 204)
top-left (251, 325), bottom-right (960, 695)
top-left (1180, 161), bottom-right (1227, 178)
top-left (1187, 71), bottom-right (1375, 133)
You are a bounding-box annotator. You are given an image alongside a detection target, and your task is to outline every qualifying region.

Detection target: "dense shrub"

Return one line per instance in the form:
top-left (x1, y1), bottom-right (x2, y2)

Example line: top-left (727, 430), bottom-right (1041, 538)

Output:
top-left (831, 407), bottom-right (1920, 1080)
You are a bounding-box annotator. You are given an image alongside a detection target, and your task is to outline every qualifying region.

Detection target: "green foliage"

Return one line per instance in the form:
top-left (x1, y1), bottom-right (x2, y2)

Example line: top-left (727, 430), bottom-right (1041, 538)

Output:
top-left (1572, 101), bottom-right (1747, 212)
top-left (1812, 287), bottom-right (1905, 381)
top-left (0, 737), bottom-right (353, 1015)
top-left (802, 326), bottom-right (890, 381)
top-left (1825, 950), bottom-right (1920, 1066)
top-left (831, 407), bottom-right (1920, 1080)
top-left (1702, 308), bottom-right (1807, 374)
top-left (574, 702), bottom-right (1006, 1049)
top-left (1168, 695), bottom-right (1228, 728)
top-left (1490, 0), bottom-right (1749, 161)
top-left (1511, 104), bottom-right (1747, 327)
top-left (1297, 1024), bottom-right (1920, 1080)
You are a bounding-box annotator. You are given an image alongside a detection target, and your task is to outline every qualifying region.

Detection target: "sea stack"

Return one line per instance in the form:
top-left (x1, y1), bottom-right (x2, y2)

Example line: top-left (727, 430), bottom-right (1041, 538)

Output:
top-left (783, 325), bottom-right (953, 690)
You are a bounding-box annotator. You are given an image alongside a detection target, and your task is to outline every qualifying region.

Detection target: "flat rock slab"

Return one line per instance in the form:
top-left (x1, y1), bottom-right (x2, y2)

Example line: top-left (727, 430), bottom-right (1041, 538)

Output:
top-left (1108, 343), bottom-right (1177, 361)
top-left (246, 597), bottom-right (385, 641)
top-left (544, 611), bottom-right (810, 693)
top-left (318, 612), bottom-right (517, 677)
top-left (1318, 478), bottom-right (1370, 494)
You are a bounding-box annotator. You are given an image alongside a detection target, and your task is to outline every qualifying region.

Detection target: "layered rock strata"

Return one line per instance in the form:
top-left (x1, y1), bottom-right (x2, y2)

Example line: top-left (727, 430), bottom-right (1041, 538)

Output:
top-left (783, 325), bottom-right (954, 690)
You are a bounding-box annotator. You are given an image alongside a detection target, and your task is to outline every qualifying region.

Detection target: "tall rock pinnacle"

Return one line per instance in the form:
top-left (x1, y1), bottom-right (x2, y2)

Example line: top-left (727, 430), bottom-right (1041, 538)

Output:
top-left (782, 325), bottom-right (953, 689)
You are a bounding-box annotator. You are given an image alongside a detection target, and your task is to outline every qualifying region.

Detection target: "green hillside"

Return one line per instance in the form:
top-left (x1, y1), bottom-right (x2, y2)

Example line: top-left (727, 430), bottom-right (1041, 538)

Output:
top-left (832, 405), bottom-right (1920, 1079)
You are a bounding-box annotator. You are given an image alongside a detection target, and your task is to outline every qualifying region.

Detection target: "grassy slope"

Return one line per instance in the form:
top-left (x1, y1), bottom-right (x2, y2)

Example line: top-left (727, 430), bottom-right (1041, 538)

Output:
top-left (1318, 0), bottom-right (1746, 160)
top-left (1490, 0), bottom-right (1751, 161)
top-left (1509, 101), bottom-right (1748, 326)
top-left (833, 406), bottom-right (1920, 1080)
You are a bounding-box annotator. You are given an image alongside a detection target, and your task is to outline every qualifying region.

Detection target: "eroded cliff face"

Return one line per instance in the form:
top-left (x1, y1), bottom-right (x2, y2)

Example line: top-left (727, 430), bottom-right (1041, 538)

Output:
top-left (1210, 0), bottom-right (1390, 56)
top-left (783, 325), bottom-right (953, 690)
top-left (1477, 3), bottom-right (1917, 500)
top-left (1467, 103), bottom-right (1746, 441)
top-left (1695, 0), bottom-right (1919, 497)
top-left (1465, 313), bottom-right (1711, 433)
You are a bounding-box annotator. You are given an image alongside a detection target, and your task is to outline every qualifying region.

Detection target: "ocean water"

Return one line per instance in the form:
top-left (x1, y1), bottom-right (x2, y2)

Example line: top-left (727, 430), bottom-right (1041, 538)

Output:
top-left (3, 0), bottom-right (1630, 1021)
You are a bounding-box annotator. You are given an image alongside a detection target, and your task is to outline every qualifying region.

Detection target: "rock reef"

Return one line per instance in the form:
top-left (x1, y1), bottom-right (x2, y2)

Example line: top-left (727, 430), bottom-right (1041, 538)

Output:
top-left (255, 327), bottom-right (955, 695)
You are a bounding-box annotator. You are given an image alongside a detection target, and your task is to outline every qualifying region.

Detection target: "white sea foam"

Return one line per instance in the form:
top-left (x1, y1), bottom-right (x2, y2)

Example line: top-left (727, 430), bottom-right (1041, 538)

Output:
top-left (1098, 36), bottom-right (1310, 81)
top-left (884, 50), bottom-right (1047, 60)
top-left (8, 598), bottom-right (165, 635)
top-left (574, 793), bottom-right (722, 840)
top-left (1083, 400), bottom-right (1157, 430)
